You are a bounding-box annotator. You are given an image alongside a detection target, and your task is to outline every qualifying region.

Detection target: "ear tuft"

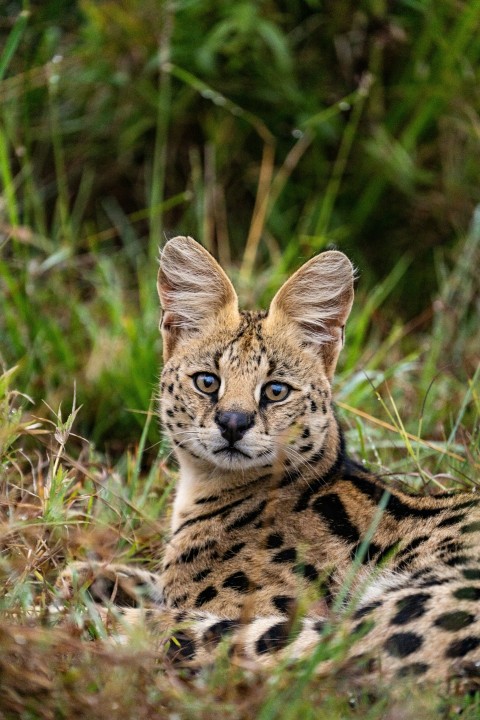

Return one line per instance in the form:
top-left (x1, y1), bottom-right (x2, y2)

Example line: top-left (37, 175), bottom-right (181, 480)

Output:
top-left (158, 236), bottom-right (238, 359)
top-left (268, 250), bottom-right (355, 376)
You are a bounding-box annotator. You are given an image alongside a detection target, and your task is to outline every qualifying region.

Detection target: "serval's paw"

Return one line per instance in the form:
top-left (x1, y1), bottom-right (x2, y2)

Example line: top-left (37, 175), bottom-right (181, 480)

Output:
top-left (55, 561), bottom-right (163, 608)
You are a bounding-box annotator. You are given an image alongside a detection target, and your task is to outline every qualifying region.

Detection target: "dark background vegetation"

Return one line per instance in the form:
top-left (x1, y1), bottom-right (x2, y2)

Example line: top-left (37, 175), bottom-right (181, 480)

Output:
top-left (1, 0), bottom-right (479, 452)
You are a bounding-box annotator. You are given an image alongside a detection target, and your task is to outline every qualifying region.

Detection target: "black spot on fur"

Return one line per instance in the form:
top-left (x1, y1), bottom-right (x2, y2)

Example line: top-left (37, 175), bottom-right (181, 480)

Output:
top-left (445, 555), bottom-right (471, 567)
top-left (226, 500), bottom-right (267, 531)
top-left (271, 547), bottom-right (297, 564)
top-left (463, 569), bottom-right (480, 581)
top-left (351, 540), bottom-right (381, 563)
top-left (346, 473), bottom-right (444, 520)
top-left (343, 470), bottom-right (390, 503)
top-left (301, 427), bottom-right (310, 439)
top-left (195, 495), bottom-right (220, 504)
top-left (309, 448), bottom-right (325, 464)
top-left (461, 521), bottom-right (480, 534)
top-left (167, 383), bottom-right (174, 394)
top-left (257, 473), bottom-right (273, 483)
top-left (314, 620), bottom-right (326, 633)
top-left (375, 541), bottom-right (401, 566)
top-left (255, 622), bottom-right (290, 655)
top-left (272, 595), bottom-right (294, 614)
top-left (409, 566), bottom-right (433, 579)
top-left (384, 632), bottom-right (423, 658)
top-left (203, 620), bottom-right (238, 647)
top-left (195, 585), bottom-right (218, 607)
top-left (293, 434), bottom-right (345, 511)
top-left (266, 533), bottom-right (284, 549)
top-left (451, 660), bottom-right (480, 679)
top-left (171, 593), bottom-right (189, 607)
top-left (383, 581), bottom-right (411, 595)
top-left (396, 536), bottom-right (430, 559)
top-left (166, 631), bottom-right (196, 662)
top-left (352, 620), bottom-right (373, 637)
top-left (353, 600), bottom-right (382, 620)
top-left (435, 611), bottom-right (475, 632)
top-left (299, 443), bottom-right (314, 453)
top-left (175, 496), bottom-right (252, 534)
top-left (445, 636), bottom-right (480, 658)
top-left (456, 499), bottom-right (480, 510)
top-left (222, 571), bottom-right (250, 594)
top-left (310, 400), bottom-right (317, 413)
top-left (391, 593), bottom-right (431, 625)
top-left (438, 513), bottom-right (467, 528)
top-left (89, 578), bottom-right (139, 608)
top-left (454, 586), bottom-right (480, 601)
top-left (221, 542), bottom-right (246, 561)
top-left (439, 540), bottom-right (461, 556)
top-left (396, 663), bottom-right (429, 678)
top-left (193, 568), bottom-right (212, 583)
top-left (417, 576), bottom-right (451, 589)
top-left (294, 563), bottom-right (319, 582)
top-left (312, 493), bottom-right (360, 544)
top-left (178, 540), bottom-right (217, 564)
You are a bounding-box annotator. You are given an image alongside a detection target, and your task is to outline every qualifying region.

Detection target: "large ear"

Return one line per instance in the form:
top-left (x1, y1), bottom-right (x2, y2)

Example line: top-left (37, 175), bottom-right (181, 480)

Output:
top-left (266, 250), bottom-right (354, 378)
top-left (158, 236), bottom-right (239, 360)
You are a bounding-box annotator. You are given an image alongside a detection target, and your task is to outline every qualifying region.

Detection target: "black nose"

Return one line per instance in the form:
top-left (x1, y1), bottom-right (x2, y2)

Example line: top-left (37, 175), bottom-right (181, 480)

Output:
top-left (215, 410), bottom-right (255, 445)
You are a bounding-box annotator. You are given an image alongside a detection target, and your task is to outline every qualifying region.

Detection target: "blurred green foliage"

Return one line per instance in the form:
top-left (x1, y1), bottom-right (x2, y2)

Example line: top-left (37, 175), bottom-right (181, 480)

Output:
top-left (1, 0), bottom-right (479, 449)
top-left (3, 1), bottom-right (480, 265)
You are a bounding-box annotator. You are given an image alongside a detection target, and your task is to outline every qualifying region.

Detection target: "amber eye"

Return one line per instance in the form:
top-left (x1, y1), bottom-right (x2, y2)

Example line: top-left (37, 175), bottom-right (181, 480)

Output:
top-left (193, 372), bottom-right (220, 395)
top-left (262, 381), bottom-right (291, 403)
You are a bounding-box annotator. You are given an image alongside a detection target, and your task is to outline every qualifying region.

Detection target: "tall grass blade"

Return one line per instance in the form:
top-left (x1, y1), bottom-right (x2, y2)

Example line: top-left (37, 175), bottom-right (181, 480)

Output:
top-left (0, 10), bottom-right (29, 82)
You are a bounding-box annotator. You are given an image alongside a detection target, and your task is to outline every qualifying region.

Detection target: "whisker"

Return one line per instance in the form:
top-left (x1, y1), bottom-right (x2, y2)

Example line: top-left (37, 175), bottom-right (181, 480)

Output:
top-left (279, 445), bottom-right (321, 492)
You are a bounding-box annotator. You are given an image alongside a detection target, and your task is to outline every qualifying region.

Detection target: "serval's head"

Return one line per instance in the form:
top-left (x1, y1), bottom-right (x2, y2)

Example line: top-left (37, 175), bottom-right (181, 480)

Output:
top-left (158, 237), bottom-right (354, 477)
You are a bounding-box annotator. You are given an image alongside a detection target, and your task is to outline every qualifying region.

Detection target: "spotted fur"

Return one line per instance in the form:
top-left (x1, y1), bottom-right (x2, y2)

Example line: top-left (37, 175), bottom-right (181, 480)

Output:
top-left (57, 237), bottom-right (480, 687)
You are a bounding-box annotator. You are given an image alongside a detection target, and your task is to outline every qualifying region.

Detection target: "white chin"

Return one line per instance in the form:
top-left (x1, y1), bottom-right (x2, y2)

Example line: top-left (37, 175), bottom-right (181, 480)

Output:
top-left (210, 450), bottom-right (274, 471)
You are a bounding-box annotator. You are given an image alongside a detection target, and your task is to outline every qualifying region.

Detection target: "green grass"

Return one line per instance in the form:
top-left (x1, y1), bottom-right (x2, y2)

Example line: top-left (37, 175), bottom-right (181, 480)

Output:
top-left (1, 2), bottom-right (480, 717)
top-left (2, 0), bottom-right (480, 449)
top-left (0, 229), bottom-right (478, 720)
top-left (0, 370), bottom-right (478, 720)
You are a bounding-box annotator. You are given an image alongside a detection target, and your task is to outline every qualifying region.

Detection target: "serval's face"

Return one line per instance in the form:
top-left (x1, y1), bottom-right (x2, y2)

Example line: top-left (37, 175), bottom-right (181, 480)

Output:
top-left (161, 308), bottom-right (334, 472)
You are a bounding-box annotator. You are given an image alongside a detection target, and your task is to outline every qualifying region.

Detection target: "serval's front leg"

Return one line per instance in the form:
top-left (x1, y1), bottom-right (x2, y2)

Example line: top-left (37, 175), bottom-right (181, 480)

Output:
top-left (54, 560), bottom-right (230, 664)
